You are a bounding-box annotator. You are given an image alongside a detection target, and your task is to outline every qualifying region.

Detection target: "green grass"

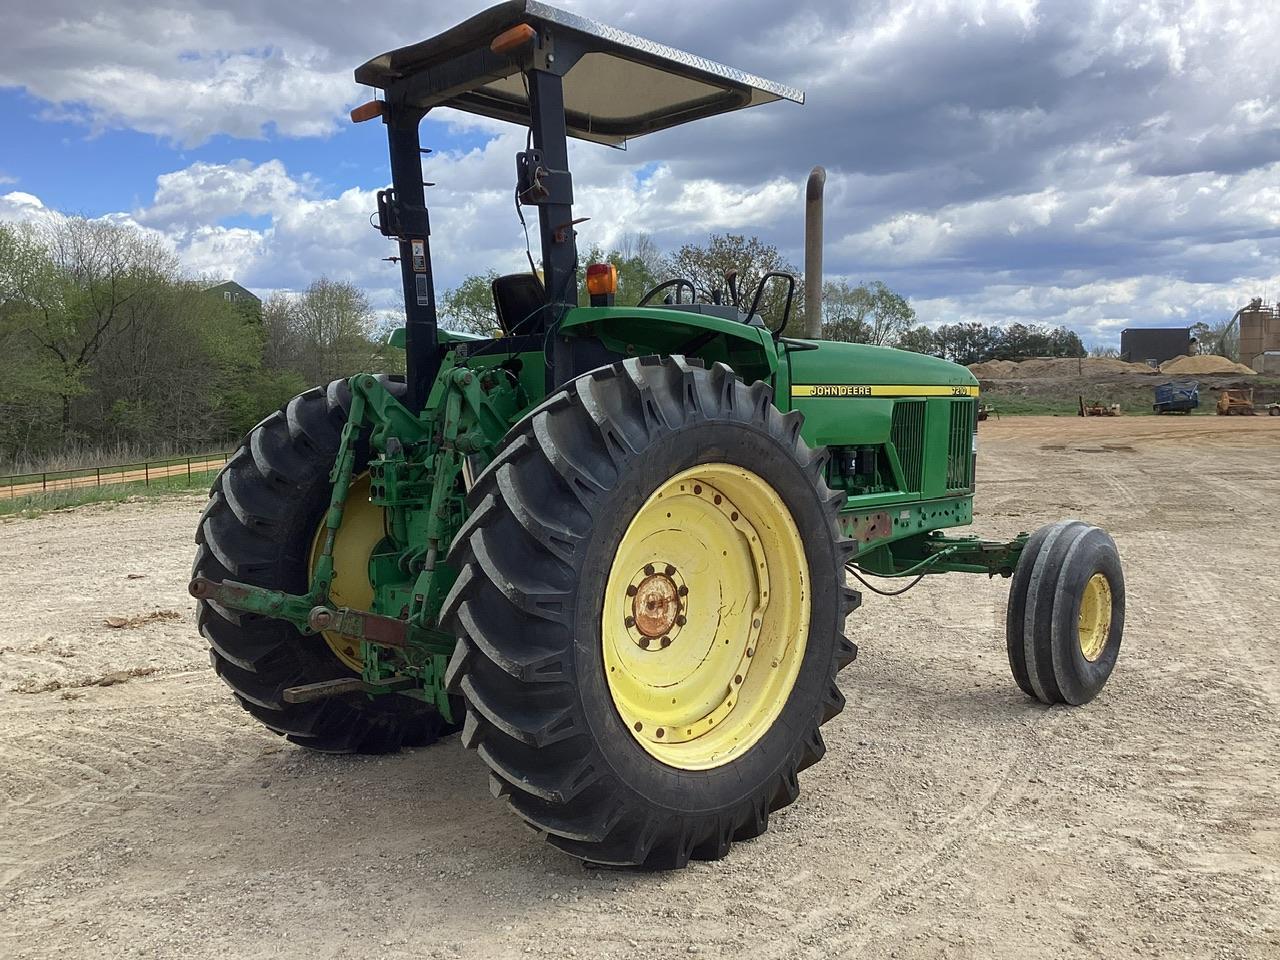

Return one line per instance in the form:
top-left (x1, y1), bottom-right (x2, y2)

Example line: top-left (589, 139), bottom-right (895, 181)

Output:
top-left (982, 395), bottom-right (1080, 417)
top-left (985, 396), bottom-right (1177, 416)
top-left (0, 470), bottom-right (218, 518)
top-left (979, 374), bottom-right (1280, 417)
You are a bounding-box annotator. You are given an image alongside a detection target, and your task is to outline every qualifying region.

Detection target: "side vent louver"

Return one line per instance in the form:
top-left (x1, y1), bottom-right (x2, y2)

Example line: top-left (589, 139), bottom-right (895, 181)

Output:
top-left (946, 399), bottom-right (977, 492)
top-left (890, 400), bottom-right (926, 492)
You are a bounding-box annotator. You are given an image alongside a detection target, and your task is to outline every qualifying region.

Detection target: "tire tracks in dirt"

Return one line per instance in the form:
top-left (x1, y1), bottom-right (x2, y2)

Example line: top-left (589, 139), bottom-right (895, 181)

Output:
top-left (763, 705), bottom-right (1064, 959)
top-left (0, 674), bottom-right (263, 890)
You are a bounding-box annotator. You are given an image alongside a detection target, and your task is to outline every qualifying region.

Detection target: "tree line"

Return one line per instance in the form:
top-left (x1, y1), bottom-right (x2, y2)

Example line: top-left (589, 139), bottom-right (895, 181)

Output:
top-left (0, 218), bottom-right (393, 469)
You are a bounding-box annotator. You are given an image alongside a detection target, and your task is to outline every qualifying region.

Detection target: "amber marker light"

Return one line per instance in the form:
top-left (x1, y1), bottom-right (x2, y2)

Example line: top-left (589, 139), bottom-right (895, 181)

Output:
top-left (586, 263), bottom-right (618, 297)
top-left (350, 100), bottom-right (385, 123)
top-left (491, 23), bottom-right (536, 54)
top-left (586, 263), bottom-right (618, 306)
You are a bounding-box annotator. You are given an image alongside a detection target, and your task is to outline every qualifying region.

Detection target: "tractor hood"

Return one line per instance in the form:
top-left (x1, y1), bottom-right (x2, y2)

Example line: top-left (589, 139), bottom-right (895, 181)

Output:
top-left (787, 341), bottom-right (978, 391)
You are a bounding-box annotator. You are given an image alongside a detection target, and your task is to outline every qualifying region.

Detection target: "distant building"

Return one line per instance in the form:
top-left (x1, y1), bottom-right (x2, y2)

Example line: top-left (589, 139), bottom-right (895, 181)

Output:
top-left (1119, 327), bottom-right (1193, 367)
top-left (1238, 301), bottom-right (1280, 369)
top-left (204, 280), bottom-right (261, 307)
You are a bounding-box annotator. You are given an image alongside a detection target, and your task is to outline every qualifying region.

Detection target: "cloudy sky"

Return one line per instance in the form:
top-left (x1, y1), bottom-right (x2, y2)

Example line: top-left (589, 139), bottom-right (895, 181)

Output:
top-left (2, 0), bottom-right (1278, 345)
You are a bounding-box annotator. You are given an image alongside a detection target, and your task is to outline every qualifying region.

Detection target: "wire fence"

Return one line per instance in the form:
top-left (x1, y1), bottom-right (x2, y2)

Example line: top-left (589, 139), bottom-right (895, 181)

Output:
top-left (0, 453), bottom-right (232, 501)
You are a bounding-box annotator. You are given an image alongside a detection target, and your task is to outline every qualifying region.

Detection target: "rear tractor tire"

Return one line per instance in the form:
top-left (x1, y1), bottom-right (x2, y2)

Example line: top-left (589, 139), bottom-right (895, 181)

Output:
top-left (194, 377), bottom-right (457, 753)
top-left (441, 356), bottom-right (860, 868)
top-left (1005, 520), bottom-right (1124, 705)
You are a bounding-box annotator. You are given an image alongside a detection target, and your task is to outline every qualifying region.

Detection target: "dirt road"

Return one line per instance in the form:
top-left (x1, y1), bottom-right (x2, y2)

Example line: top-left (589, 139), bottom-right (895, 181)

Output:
top-left (0, 457), bottom-right (230, 501)
top-left (1, 416), bottom-right (1277, 959)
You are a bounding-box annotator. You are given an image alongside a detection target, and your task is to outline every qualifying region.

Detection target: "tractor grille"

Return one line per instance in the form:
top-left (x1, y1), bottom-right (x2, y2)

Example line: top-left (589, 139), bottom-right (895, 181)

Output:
top-left (890, 400), bottom-right (926, 492)
top-left (946, 399), bottom-right (977, 492)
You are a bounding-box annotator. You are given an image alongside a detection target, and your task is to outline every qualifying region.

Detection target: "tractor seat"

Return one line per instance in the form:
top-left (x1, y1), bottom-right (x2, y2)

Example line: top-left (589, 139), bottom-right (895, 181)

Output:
top-left (492, 273), bottom-right (547, 335)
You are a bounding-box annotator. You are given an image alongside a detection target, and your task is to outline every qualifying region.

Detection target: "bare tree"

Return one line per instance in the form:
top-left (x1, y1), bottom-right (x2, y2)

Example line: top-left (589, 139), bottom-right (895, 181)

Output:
top-left (616, 232), bottom-right (664, 277)
top-left (284, 278), bottom-right (378, 385)
top-left (820, 279), bottom-right (916, 346)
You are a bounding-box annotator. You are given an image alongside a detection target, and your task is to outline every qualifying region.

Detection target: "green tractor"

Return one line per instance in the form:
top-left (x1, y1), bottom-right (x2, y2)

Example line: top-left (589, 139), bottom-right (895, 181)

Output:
top-left (190, 1), bottom-right (1125, 868)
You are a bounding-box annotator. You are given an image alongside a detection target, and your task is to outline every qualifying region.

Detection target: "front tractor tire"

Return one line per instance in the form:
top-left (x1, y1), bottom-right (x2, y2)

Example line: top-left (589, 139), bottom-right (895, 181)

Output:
top-left (442, 356), bottom-right (859, 869)
top-left (194, 377), bottom-right (453, 753)
top-left (1005, 520), bottom-right (1125, 705)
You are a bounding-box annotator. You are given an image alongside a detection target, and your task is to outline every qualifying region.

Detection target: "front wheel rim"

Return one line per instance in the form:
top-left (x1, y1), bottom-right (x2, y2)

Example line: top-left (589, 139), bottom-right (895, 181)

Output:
top-left (1076, 572), bottom-right (1112, 662)
top-left (602, 464), bottom-right (810, 771)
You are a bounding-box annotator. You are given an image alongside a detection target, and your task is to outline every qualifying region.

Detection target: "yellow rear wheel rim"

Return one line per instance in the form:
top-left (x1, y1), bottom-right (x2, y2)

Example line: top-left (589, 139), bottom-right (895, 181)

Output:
top-left (1077, 572), bottom-right (1112, 662)
top-left (602, 464), bottom-right (810, 771)
top-left (308, 473), bottom-right (385, 672)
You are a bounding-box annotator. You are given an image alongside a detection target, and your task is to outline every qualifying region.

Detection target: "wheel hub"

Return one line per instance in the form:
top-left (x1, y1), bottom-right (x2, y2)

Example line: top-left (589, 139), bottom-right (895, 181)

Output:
top-left (624, 563), bottom-right (687, 649)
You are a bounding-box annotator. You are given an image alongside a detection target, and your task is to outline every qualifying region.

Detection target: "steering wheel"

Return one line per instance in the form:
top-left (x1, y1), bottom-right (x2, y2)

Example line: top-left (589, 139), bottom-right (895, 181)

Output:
top-left (637, 278), bottom-right (696, 307)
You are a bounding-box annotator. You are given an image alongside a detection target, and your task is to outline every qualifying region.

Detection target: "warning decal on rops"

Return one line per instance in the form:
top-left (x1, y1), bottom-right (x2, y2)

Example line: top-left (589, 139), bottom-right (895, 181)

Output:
top-left (411, 239), bottom-right (426, 273)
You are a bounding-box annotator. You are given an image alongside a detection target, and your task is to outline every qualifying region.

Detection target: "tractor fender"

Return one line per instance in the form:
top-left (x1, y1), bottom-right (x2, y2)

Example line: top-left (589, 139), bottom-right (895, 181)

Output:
top-left (558, 306), bottom-right (779, 385)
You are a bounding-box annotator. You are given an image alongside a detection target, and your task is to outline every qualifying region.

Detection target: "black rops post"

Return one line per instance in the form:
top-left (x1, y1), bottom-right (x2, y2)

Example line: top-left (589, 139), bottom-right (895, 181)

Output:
top-left (381, 105), bottom-right (437, 411)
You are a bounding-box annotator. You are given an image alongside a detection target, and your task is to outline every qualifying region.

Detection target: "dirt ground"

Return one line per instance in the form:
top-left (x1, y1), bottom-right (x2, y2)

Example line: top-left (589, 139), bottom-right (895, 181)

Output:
top-left (1, 415), bottom-right (1277, 959)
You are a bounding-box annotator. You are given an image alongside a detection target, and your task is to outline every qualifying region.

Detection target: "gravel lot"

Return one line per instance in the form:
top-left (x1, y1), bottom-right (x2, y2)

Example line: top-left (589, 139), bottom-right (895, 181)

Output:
top-left (1, 415), bottom-right (1277, 959)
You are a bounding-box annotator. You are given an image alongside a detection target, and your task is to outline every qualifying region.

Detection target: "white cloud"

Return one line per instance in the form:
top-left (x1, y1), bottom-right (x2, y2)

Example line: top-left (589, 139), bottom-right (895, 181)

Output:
top-left (139, 160), bottom-right (312, 230)
top-left (0, 191), bottom-right (58, 227)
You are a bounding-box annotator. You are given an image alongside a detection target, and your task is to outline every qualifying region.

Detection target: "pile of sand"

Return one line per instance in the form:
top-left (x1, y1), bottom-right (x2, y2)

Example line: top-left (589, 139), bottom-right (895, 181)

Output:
top-left (1159, 354), bottom-right (1256, 376)
top-left (968, 357), bottom-right (1159, 379)
top-left (967, 359), bottom-right (1021, 378)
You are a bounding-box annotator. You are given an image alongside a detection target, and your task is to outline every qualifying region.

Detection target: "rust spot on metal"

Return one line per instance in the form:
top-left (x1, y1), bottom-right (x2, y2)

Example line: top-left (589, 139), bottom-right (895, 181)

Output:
top-left (845, 511), bottom-right (894, 547)
top-left (361, 612), bottom-right (410, 649)
top-left (633, 572), bottom-right (679, 638)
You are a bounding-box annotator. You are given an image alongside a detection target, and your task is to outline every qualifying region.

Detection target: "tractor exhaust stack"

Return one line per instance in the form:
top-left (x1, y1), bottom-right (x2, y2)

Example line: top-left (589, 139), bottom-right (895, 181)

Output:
top-left (804, 165), bottom-right (825, 339)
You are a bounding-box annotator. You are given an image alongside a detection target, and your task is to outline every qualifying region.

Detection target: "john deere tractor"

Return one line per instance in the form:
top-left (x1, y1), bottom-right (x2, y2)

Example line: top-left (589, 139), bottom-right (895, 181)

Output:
top-left (191, 1), bottom-right (1125, 868)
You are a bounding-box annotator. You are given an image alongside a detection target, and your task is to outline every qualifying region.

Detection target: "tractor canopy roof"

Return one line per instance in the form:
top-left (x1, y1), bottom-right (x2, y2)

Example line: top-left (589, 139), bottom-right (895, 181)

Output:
top-left (354, 1), bottom-right (803, 146)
